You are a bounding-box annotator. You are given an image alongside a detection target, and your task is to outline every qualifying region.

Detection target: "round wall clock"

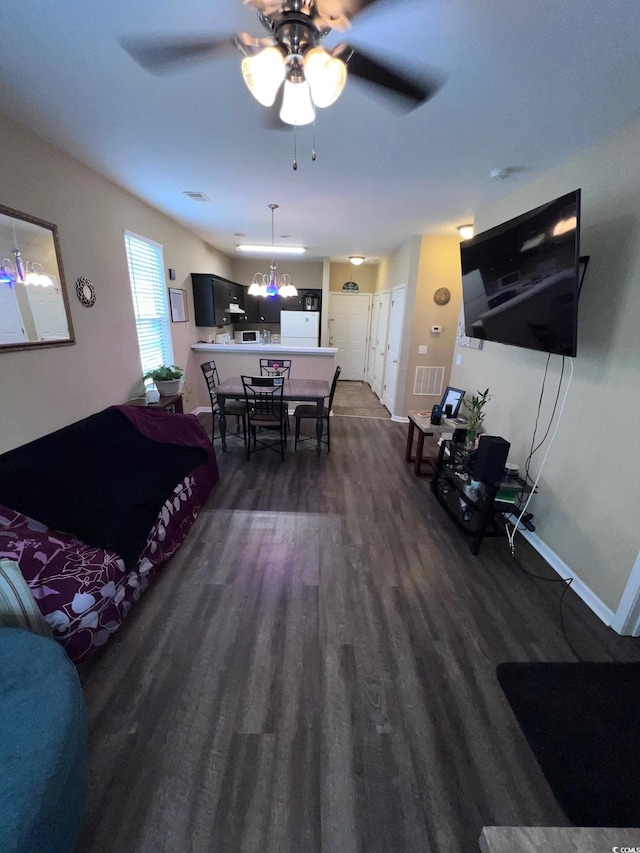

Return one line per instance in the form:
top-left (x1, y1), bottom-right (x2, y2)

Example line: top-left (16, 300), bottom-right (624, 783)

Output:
top-left (433, 287), bottom-right (451, 306)
top-left (76, 276), bottom-right (96, 307)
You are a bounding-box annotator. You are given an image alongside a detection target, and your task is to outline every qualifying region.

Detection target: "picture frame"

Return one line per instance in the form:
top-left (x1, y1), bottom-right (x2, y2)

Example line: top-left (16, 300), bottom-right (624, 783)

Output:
top-left (169, 287), bottom-right (188, 323)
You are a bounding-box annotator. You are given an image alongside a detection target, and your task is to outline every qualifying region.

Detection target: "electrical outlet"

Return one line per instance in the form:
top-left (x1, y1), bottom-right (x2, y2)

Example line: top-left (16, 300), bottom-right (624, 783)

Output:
top-left (418, 345), bottom-right (428, 355)
top-left (456, 353), bottom-right (462, 366)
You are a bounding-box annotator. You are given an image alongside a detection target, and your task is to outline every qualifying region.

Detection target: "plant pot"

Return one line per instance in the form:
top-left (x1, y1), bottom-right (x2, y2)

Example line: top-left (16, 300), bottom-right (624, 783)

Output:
top-left (154, 379), bottom-right (181, 396)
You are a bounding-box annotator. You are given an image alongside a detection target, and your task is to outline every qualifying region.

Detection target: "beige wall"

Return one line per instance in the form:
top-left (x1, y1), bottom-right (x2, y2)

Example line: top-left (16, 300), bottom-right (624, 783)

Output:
top-left (450, 117), bottom-right (640, 613)
top-left (329, 262), bottom-right (378, 293)
top-left (402, 236), bottom-right (462, 415)
top-left (0, 112), bottom-right (231, 452)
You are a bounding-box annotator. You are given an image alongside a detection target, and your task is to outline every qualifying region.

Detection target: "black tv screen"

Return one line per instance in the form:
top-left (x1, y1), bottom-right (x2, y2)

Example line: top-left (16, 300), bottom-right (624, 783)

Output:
top-left (460, 189), bottom-right (581, 356)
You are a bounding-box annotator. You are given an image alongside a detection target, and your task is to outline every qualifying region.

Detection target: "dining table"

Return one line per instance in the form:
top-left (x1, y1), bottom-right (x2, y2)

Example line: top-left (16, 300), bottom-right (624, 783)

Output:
top-left (216, 376), bottom-right (331, 456)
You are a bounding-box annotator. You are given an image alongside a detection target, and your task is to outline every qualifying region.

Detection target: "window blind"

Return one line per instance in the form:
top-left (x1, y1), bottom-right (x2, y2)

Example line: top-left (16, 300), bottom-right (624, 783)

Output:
top-left (124, 231), bottom-right (173, 376)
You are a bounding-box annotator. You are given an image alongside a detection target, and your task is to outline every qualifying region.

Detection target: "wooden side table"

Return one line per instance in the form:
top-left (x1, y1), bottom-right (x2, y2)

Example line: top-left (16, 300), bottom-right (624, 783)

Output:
top-left (124, 394), bottom-right (184, 414)
top-left (405, 411), bottom-right (466, 477)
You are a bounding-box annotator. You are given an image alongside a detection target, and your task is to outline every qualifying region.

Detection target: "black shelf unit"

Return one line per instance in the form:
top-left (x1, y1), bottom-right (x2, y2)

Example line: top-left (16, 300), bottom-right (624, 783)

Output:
top-left (430, 440), bottom-right (532, 554)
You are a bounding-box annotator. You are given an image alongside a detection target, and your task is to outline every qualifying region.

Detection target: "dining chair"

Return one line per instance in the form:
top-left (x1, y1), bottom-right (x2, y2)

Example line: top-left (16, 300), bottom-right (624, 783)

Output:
top-left (241, 375), bottom-right (287, 461)
top-left (200, 360), bottom-right (248, 446)
top-left (259, 358), bottom-right (292, 378)
top-left (260, 358), bottom-right (292, 433)
top-left (294, 365), bottom-right (341, 452)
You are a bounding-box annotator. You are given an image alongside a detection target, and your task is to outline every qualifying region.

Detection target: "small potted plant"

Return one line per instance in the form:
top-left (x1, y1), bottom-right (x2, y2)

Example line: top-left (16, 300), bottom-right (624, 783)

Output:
top-left (462, 388), bottom-right (491, 446)
top-left (143, 365), bottom-right (184, 397)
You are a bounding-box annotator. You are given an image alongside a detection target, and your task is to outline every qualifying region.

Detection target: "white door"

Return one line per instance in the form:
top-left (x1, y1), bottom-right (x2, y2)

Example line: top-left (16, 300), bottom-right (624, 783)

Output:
top-left (0, 280), bottom-right (27, 344)
top-left (26, 280), bottom-right (70, 341)
top-left (329, 293), bottom-right (371, 381)
top-left (372, 291), bottom-right (390, 400)
top-left (383, 284), bottom-right (406, 414)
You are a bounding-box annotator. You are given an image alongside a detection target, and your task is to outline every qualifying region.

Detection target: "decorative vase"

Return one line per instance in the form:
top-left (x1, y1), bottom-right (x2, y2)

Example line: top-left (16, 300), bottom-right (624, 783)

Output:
top-left (155, 378), bottom-right (181, 396)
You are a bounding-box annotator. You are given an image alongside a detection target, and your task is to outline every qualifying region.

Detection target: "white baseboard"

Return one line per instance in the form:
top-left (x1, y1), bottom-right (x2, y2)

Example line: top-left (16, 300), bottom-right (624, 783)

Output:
top-left (391, 415), bottom-right (409, 423)
top-left (192, 406), bottom-right (210, 415)
top-left (508, 519), bottom-right (616, 630)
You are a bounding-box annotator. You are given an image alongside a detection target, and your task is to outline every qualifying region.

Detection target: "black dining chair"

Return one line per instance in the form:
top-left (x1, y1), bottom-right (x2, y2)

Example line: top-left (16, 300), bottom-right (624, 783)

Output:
top-left (260, 358), bottom-right (292, 432)
top-left (241, 375), bottom-right (287, 461)
top-left (200, 360), bottom-right (248, 446)
top-left (259, 358), bottom-right (292, 378)
top-left (294, 365), bottom-right (341, 452)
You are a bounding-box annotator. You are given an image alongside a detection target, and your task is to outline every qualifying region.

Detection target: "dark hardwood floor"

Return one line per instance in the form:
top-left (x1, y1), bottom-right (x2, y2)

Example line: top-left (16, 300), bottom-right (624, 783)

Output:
top-left (77, 400), bottom-right (640, 852)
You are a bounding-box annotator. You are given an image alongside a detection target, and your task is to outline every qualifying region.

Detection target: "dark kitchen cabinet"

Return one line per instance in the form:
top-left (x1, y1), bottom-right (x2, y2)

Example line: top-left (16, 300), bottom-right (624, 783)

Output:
top-left (244, 294), bottom-right (281, 323)
top-left (191, 274), bottom-right (245, 327)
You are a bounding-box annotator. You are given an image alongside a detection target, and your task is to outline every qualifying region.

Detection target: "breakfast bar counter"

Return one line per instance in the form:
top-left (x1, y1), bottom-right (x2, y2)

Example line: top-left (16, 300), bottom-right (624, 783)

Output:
top-left (190, 343), bottom-right (338, 411)
top-left (191, 343), bottom-right (337, 356)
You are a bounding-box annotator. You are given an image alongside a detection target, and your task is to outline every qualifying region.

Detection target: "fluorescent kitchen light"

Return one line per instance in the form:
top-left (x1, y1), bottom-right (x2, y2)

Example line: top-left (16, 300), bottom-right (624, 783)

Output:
top-left (236, 244), bottom-right (306, 255)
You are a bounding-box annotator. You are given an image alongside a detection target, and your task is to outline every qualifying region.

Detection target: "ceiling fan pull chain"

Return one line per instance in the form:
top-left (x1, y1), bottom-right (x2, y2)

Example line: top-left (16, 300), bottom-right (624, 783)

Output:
top-left (312, 117), bottom-right (317, 161)
top-left (293, 124), bottom-right (298, 170)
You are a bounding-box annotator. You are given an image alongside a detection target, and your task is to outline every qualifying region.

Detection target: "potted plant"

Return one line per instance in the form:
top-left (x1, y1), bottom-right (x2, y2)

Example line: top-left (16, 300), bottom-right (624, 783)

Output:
top-left (462, 388), bottom-right (491, 446)
top-left (143, 365), bottom-right (184, 397)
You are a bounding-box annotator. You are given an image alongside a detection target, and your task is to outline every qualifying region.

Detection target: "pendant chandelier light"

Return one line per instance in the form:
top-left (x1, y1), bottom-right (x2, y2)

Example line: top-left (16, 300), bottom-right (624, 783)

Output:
top-left (1, 221), bottom-right (54, 287)
top-left (247, 204), bottom-right (298, 299)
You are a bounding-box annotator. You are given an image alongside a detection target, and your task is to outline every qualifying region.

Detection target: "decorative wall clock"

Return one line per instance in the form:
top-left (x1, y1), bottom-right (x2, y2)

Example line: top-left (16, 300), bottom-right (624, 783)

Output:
top-left (433, 287), bottom-right (451, 306)
top-left (76, 277), bottom-right (96, 307)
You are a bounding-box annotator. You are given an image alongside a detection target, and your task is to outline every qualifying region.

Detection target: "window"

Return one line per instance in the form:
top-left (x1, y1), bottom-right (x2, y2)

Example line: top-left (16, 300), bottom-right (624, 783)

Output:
top-left (124, 231), bottom-right (173, 376)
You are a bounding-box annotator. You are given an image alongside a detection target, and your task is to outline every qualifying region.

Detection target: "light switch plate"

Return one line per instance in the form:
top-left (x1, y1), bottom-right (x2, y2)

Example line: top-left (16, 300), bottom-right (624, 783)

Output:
top-left (456, 353), bottom-right (462, 365)
top-left (418, 345), bottom-right (428, 355)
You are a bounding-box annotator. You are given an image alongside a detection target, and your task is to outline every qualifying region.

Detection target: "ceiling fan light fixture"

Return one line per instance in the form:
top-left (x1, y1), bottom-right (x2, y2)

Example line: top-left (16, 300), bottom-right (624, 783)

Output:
top-left (304, 47), bottom-right (347, 108)
top-left (349, 255), bottom-right (365, 266)
top-left (457, 224), bottom-right (474, 240)
top-left (280, 78), bottom-right (315, 126)
top-left (241, 47), bottom-right (286, 107)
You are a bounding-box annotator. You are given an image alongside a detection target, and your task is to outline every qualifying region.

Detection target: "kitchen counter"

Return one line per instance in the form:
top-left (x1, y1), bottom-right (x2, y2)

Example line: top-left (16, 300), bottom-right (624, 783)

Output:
top-left (191, 343), bottom-right (337, 356)
top-left (190, 343), bottom-right (338, 411)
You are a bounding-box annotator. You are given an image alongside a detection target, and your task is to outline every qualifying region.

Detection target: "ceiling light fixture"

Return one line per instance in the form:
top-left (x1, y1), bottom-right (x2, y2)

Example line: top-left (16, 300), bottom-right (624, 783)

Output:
top-left (242, 46), bottom-right (347, 128)
top-left (247, 204), bottom-right (299, 299)
top-left (237, 244), bottom-right (306, 255)
top-left (349, 256), bottom-right (365, 266)
top-left (457, 224), bottom-right (474, 240)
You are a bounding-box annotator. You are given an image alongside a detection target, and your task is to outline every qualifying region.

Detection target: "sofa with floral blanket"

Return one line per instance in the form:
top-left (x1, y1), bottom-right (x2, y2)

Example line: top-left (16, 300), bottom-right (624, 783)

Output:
top-left (0, 405), bottom-right (218, 662)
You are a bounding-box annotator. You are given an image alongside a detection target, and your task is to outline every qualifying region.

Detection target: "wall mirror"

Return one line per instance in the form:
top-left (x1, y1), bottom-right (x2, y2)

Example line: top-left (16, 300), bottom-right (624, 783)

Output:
top-left (0, 203), bottom-right (75, 352)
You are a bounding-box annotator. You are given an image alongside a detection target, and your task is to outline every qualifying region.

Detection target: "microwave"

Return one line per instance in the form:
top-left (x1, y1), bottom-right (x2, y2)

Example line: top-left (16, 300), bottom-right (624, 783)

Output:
top-left (234, 330), bottom-right (260, 344)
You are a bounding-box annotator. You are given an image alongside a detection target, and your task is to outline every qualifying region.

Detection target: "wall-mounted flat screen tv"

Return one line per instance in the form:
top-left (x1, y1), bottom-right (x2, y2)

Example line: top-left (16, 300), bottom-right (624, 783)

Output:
top-left (460, 189), bottom-right (581, 356)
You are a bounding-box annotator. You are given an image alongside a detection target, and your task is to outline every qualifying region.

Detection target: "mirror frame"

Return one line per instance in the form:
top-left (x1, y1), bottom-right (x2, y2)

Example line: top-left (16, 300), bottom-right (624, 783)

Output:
top-left (0, 203), bottom-right (76, 352)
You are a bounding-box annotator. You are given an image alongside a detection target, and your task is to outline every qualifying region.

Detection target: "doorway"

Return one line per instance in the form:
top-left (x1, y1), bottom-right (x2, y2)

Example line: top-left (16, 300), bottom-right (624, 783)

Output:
top-left (328, 292), bottom-right (372, 381)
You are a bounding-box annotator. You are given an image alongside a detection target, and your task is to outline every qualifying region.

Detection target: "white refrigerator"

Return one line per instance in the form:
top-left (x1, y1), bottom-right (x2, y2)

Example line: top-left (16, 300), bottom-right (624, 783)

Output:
top-left (280, 311), bottom-right (320, 347)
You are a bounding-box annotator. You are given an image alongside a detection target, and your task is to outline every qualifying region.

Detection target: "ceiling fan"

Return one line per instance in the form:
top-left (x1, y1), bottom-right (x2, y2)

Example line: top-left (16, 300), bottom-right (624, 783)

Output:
top-left (122, 0), bottom-right (443, 129)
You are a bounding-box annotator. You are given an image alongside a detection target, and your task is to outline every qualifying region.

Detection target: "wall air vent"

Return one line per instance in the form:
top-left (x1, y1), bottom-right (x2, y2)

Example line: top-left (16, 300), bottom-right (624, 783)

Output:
top-left (183, 192), bottom-right (210, 202)
top-left (413, 366), bottom-right (445, 396)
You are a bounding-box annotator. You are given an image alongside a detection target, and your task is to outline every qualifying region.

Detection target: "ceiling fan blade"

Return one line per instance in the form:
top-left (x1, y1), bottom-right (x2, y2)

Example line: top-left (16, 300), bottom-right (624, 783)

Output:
top-left (313, 0), bottom-right (391, 30)
top-left (336, 44), bottom-right (443, 109)
top-left (120, 33), bottom-right (259, 74)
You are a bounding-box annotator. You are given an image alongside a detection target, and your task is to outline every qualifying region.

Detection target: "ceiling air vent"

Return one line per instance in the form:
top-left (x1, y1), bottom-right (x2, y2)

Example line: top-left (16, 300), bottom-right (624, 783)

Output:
top-left (183, 191), bottom-right (210, 202)
top-left (413, 366), bottom-right (445, 396)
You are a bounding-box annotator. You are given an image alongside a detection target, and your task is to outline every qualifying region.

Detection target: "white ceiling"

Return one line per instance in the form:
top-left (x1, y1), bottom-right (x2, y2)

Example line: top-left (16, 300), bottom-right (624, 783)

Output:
top-left (1, 0), bottom-right (639, 262)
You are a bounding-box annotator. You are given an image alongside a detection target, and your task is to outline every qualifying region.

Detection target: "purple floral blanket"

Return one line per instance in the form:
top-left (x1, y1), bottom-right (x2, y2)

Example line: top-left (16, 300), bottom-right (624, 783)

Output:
top-left (0, 407), bottom-right (218, 661)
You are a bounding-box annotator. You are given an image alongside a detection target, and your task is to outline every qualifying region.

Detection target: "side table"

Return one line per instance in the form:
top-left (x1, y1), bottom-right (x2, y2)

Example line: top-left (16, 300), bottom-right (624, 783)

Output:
top-left (405, 411), bottom-right (467, 477)
top-left (124, 393), bottom-right (184, 414)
